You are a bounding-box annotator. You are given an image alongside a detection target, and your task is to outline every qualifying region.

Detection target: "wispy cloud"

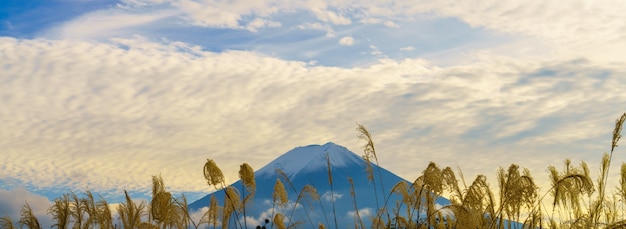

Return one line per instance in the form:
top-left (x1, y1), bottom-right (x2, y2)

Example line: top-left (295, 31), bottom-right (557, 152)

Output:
top-left (321, 191), bottom-right (344, 202)
top-left (298, 23), bottom-right (336, 37)
top-left (246, 18), bottom-right (282, 32)
top-left (41, 8), bottom-right (179, 40)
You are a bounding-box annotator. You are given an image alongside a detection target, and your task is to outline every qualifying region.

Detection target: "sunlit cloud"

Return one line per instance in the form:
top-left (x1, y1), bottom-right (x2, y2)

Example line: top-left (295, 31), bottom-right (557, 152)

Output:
top-left (1, 36), bottom-right (625, 203)
top-left (246, 18), bottom-right (282, 32)
top-left (338, 36), bottom-right (355, 46)
top-left (2, 0), bottom-right (626, 220)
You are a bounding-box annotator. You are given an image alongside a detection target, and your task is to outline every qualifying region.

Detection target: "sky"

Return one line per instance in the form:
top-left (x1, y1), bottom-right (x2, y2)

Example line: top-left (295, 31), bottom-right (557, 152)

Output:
top-left (1, 0), bottom-right (626, 224)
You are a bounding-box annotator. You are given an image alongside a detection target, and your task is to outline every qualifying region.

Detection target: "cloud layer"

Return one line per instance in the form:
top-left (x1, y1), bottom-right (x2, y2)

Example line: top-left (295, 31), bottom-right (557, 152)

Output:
top-left (1, 36), bottom-right (626, 204)
top-left (0, 188), bottom-right (53, 227)
top-left (2, 0), bottom-right (626, 215)
top-left (26, 0), bottom-right (624, 68)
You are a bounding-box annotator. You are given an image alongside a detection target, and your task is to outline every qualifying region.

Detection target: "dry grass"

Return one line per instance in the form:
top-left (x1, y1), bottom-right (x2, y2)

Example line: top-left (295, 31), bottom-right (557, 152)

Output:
top-left (3, 113), bottom-right (626, 229)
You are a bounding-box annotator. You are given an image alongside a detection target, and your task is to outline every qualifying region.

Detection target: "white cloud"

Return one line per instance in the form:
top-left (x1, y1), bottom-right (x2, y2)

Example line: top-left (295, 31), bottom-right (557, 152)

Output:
top-left (399, 0), bottom-right (626, 62)
top-left (347, 207), bottom-right (372, 218)
top-left (62, 1), bottom-right (626, 50)
top-left (359, 17), bottom-right (382, 24)
top-left (321, 191), bottom-right (343, 202)
top-left (189, 207), bottom-right (210, 225)
top-left (369, 45), bottom-right (383, 56)
top-left (339, 36), bottom-right (355, 46)
top-left (246, 18), bottom-right (282, 32)
top-left (1, 37), bottom-right (626, 211)
top-left (240, 216), bottom-right (262, 228)
top-left (311, 8), bottom-right (352, 25)
top-left (400, 46), bottom-right (414, 51)
top-left (42, 9), bottom-right (178, 40)
top-left (298, 23), bottom-right (336, 37)
top-left (174, 0), bottom-right (244, 28)
top-left (383, 21), bottom-right (399, 28)
top-left (37, 0), bottom-right (626, 65)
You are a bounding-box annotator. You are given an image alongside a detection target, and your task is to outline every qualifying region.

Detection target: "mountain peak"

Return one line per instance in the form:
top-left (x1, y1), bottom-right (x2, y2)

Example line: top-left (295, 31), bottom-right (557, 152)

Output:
top-left (255, 142), bottom-right (362, 179)
top-left (189, 142), bottom-right (450, 228)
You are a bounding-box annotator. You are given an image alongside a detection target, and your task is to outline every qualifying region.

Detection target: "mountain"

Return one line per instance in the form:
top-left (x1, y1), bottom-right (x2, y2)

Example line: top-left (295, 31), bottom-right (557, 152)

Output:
top-left (189, 142), bottom-right (449, 228)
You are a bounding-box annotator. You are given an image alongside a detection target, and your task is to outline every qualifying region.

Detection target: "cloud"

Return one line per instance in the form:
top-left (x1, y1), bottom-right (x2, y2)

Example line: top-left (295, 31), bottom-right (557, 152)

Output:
top-left (118, 0), bottom-right (168, 7)
top-left (347, 207), bottom-right (372, 218)
top-left (400, 46), bottom-right (414, 51)
top-left (37, 0), bottom-right (624, 64)
top-left (189, 207), bottom-right (211, 226)
top-left (26, 0), bottom-right (624, 70)
top-left (383, 21), bottom-right (399, 28)
top-left (369, 45), bottom-right (383, 56)
top-left (399, 0), bottom-right (626, 62)
top-left (360, 17), bottom-right (382, 25)
top-left (311, 8), bottom-right (352, 25)
top-left (298, 23), bottom-right (336, 37)
top-left (321, 191), bottom-right (343, 202)
top-left (246, 18), bottom-right (281, 32)
top-left (1, 36), bottom-right (626, 207)
top-left (0, 188), bottom-right (53, 227)
top-left (42, 9), bottom-right (178, 40)
top-left (338, 36), bottom-right (355, 46)
top-left (173, 0), bottom-right (247, 28)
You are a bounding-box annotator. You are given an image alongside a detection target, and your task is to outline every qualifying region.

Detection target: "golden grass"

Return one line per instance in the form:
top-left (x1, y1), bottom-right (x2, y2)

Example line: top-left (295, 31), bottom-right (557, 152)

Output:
top-left (0, 216), bottom-right (16, 229)
top-left (16, 205), bottom-right (43, 229)
top-left (3, 113), bottom-right (626, 229)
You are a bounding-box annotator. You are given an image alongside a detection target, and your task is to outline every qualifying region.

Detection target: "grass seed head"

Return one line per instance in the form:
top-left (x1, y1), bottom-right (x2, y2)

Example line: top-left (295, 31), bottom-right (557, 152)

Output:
top-left (239, 163), bottom-right (256, 194)
top-left (203, 159), bottom-right (225, 189)
top-left (273, 179), bottom-right (288, 208)
top-left (273, 213), bottom-right (286, 229)
top-left (612, 113), bottom-right (626, 152)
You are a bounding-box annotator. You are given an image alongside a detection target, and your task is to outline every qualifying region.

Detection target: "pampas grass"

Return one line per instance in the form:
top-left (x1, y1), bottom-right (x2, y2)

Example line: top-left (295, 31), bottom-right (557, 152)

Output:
top-left (3, 113), bottom-right (626, 229)
top-left (348, 177), bottom-right (366, 229)
top-left (117, 190), bottom-right (146, 228)
top-left (273, 213), bottom-right (286, 229)
top-left (0, 216), bottom-right (16, 229)
top-left (325, 153), bottom-right (339, 229)
top-left (239, 163), bottom-right (256, 229)
top-left (18, 203), bottom-right (41, 229)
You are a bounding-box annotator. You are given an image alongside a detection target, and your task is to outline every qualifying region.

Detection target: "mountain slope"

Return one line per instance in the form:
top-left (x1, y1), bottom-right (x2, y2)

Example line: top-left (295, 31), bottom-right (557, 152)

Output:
top-left (189, 142), bottom-right (449, 228)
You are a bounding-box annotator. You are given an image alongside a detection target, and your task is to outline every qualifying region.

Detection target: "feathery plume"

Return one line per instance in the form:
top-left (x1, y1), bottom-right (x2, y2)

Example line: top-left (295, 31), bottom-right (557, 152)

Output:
top-left (273, 179), bottom-right (288, 208)
top-left (222, 186), bottom-right (242, 228)
top-left (612, 113), bottom-right (626, 152)
top-left (239, 163), bottom-right (255, 229)
top-left (0, 216), bottom-right (16, 229)
top-left (239, 163), bottom-right (256, 195)
top-left (273, 213), bottom-right (286, 229)
top-left (204, 159), bottom-right (225, 189)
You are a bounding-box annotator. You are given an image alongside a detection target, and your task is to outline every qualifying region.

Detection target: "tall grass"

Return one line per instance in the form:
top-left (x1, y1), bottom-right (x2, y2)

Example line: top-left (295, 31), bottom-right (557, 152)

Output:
top-left (2, 113), bottom-right (626, 229)
top-left (324, 154), bottom-right (339, 229)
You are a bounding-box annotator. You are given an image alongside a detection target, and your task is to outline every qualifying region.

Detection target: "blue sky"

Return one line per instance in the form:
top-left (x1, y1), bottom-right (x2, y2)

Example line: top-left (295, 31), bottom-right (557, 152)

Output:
top-left (1, 0), bottom-right (626, 225)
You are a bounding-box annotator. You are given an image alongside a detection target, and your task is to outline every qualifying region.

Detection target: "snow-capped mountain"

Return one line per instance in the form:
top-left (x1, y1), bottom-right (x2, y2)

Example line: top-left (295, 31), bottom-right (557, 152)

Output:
top-left (189, 142), bottom-right (449, 228)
